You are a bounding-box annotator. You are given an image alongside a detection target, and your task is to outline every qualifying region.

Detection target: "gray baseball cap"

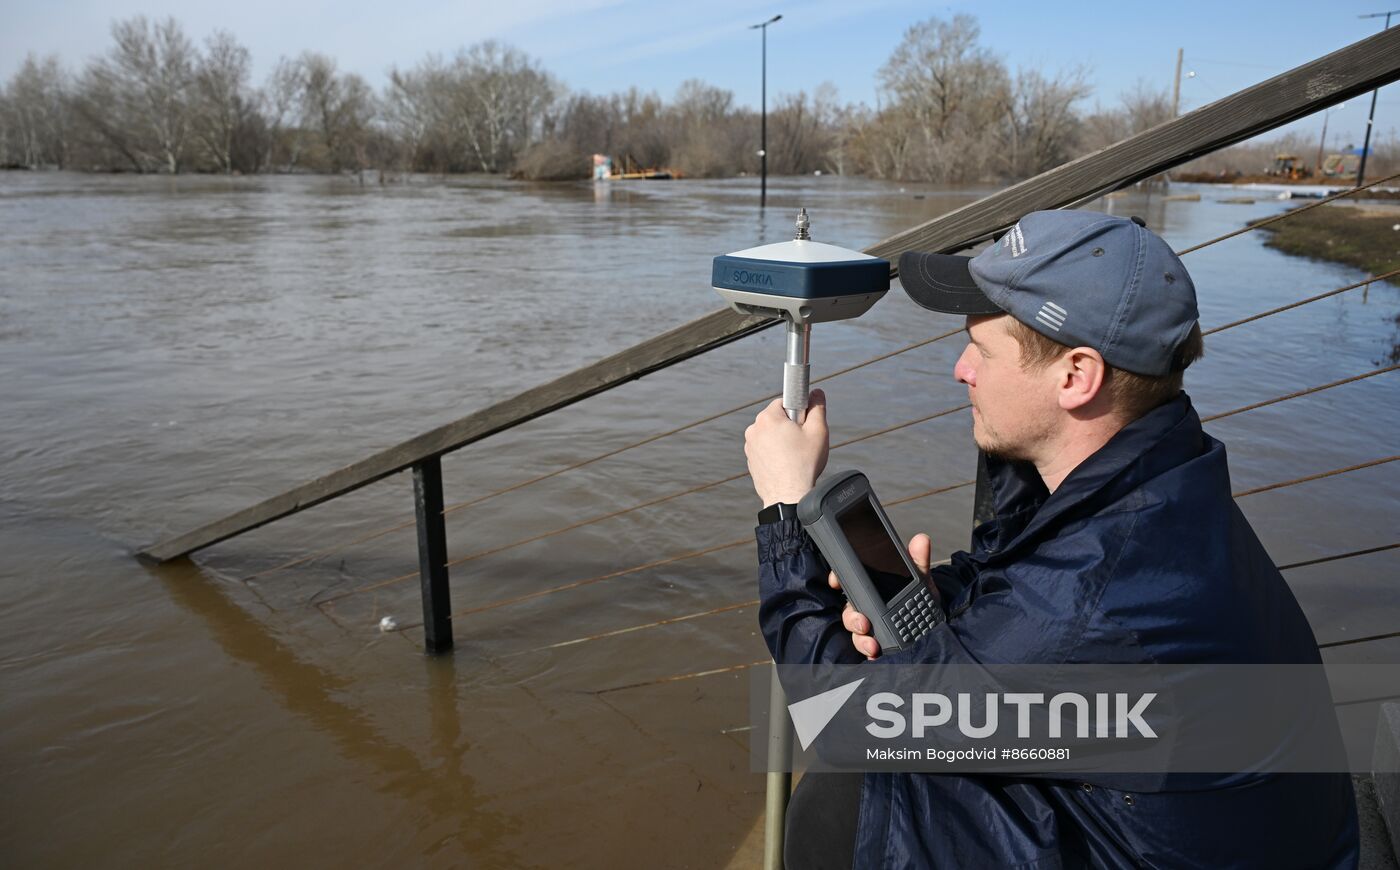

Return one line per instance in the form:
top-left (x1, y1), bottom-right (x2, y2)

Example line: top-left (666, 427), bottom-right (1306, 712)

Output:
top-left (898, 210), bottom-right (1199, 376)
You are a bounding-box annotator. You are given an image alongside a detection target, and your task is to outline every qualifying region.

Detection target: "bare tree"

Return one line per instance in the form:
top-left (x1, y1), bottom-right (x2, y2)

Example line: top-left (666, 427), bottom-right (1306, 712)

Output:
top-left (999, 67), bottom-right (1091, 177)
top-left (0, 93), bottom-right (8, 166)
top-left (1121, 81), bottom-right (1173, 134)
top-left (258, 58), bottom-right (303, 170)
top-left (450, 41), bottom-right (557, 173)
top-left (191, 30), bottom-right (252, 173)
top-left (2, 54), bottom-right (71, 168)
top-left (823, 93), bottom-right (869, 177)
top-left (297, 52), bottom-right (374, 173)
top-left (667, 79), bottom-right (751, 177)
top-left (769, 86), bottom-right (843, 175)
top-left (79, 16), bottom-right (196, 173)
top-left (878, 13), bottom-right (1009, 181)
top-left (848, 105), bottom-right (917, 180)
top-left (1081, 81), bottom-right (1174, 155)
top-left (608, 87), bottom-right (668, 169)
top-left (70, 62), bottom-right (143, 171)
top-left (379, 55), bottom-right (466, 172)
top-left (384, 62), bottom-right (436, 170)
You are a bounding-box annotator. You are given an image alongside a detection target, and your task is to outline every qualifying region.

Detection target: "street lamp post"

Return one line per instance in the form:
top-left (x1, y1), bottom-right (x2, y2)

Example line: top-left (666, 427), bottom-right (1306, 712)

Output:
top-left (750, 14), bottom-right (782, 208)
top-left (1356, 9), bottom-right (1400, 186)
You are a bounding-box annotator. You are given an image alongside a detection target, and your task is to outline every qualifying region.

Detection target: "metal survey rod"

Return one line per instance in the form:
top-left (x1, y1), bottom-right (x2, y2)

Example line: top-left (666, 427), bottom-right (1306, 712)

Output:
top-left (783, 208), bottom-right (814, 424)
top-left (764, 667), bottom-right (794, 870)
top-left (710, 209), bottom-right (889, 869)
top-left (784, 319), bottom-right (812, 424)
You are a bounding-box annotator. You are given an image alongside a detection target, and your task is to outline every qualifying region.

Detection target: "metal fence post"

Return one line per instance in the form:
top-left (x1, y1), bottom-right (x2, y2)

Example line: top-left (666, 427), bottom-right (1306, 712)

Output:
top-left (413, 456), bottom-right (453, 655)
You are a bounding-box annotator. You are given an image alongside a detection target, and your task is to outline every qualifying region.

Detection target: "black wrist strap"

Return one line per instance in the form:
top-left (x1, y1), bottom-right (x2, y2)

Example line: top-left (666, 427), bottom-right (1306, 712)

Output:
top-left (758, 502), bottom-right (799, 525)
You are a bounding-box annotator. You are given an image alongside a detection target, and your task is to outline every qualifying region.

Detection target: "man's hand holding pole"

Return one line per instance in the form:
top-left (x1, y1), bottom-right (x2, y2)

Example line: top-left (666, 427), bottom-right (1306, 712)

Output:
top-left (743, 388), bottom-right (830, 507)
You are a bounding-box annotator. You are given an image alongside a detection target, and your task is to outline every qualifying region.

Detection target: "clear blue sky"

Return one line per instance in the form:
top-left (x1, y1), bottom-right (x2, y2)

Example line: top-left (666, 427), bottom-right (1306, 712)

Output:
top-left (5, 0), bottom-right (1399, 146)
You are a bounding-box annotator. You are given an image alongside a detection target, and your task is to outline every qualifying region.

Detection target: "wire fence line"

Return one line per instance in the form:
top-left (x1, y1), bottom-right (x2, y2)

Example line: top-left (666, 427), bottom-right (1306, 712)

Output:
top-left (319, 279), bottom-right (1399, 610)
top-left (580, 540), bottom-right (1400, 696)
top-left (379, 480), bottom-right (978, 633)
top-left (434, 327), bottom-right (966, 520)
top-left (466, 452), bottom-right (1400, 654)
top-left (312, 404), bottom-right (974, 607)
top-left (1277, 542), bottom-right (1400, 572)
top-left (382, 442), bottom-right (1397, 637)
top-left (529, 537), bottom-right (1400, 658)
top-left (246, 177), bottom-right (1400, 586)
top-left (593, 659), bottom-right (772, 696)
top-left (1232, 455), bottom-right (1397, 499)
top-left (1199, 365), bottom-right (1397, 423)
top-left (1200, 268), bottom-right (1400, 338)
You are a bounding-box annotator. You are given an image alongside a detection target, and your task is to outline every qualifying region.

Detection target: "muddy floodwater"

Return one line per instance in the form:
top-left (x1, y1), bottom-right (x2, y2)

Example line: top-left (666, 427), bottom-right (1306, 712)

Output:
top-left (2, 172), bottom-right (1397, 867)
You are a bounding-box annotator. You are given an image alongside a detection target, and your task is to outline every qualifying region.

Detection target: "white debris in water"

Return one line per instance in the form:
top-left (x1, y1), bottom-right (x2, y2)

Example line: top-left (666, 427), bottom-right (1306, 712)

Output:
top-left (378, 615), bottom-right (398, 632)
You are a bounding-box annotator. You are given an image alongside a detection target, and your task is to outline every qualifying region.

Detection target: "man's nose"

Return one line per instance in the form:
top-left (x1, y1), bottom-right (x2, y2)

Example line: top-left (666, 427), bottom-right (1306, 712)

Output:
top-left (954, 348), bottom-right (976, 387)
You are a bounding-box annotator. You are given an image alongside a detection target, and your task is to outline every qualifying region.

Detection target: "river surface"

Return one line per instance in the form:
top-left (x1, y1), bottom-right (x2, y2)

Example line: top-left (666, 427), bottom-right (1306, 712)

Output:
top-left (1, 172), bottom-right (1397, 867)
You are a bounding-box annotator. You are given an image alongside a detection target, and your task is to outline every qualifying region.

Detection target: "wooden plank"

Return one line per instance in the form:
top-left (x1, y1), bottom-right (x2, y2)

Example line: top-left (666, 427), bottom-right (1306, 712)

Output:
top-left (137, 25), bottom-right (1400, 563)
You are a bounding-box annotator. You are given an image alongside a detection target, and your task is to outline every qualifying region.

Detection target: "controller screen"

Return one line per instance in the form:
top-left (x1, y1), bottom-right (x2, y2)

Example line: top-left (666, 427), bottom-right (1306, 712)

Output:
top-left (836, 496), bottom-right (912, 604)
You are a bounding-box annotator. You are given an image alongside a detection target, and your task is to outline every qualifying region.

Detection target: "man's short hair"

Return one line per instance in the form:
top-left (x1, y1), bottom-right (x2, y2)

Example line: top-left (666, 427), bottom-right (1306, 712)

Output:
top-left (1006, 317), bottom-right (1205, 420)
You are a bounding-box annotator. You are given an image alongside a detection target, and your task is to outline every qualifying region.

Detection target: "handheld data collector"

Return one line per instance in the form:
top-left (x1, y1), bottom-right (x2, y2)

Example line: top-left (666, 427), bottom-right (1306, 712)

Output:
top-left (797, 470), bottom-right (945, 652)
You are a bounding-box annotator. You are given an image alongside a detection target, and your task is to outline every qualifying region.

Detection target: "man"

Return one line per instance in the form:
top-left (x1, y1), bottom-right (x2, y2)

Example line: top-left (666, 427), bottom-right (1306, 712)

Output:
top-left (743, 210), bottom-right (1359, 868)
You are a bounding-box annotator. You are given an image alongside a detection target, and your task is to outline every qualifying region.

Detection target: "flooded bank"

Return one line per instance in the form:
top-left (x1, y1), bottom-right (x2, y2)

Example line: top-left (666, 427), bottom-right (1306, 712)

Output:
top-left (1, 173), bottom-right (1397, 865)
top-left (1256, 200), bottom-right (1400, 296)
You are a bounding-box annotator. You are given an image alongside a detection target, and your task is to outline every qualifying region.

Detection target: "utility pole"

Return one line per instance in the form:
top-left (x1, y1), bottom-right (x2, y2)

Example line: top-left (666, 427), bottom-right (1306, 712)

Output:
top-left (1356, 9), bottom-right (1400, 186)
top-left (1172, 48), bottom-right (1184, 117)
top-left (1317, 104), bottom-right (1345, 176)
top-left (1160, 48), bottom-right (1187, 186)
top-left (750, 14), bottom-right (782, 208)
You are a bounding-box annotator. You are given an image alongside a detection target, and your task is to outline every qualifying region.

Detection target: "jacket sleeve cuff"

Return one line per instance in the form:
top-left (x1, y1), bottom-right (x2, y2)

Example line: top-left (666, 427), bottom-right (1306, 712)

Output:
top-left (756, 517), bottom-right (818, 563)
top-left (755, 519), bottom-right (863, 665)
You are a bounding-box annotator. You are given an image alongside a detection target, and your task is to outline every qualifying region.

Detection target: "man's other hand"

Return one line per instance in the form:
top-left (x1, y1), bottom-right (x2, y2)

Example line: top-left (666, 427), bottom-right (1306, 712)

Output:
top-left (744, 388), bottom-right (829, 506)
top-left (829, 533), bottom-right (933, 660)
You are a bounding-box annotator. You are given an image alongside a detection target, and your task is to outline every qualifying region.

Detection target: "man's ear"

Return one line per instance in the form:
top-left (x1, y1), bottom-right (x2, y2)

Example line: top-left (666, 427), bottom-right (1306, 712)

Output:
top-left (1055, 347), bottom-right (1106, 411)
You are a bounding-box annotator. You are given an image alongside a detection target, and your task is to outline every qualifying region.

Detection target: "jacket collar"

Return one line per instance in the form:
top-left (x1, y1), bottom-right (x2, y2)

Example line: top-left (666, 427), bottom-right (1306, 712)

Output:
top-left (977, 393), bottom-right (1206, 556)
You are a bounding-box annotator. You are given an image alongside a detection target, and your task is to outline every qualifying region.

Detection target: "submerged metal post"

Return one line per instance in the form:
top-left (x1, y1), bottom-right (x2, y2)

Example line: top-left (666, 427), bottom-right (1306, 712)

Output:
top-left (764, 665), bottom-right (793, 870)
top-left (413, 456), bottom-right (453, 654)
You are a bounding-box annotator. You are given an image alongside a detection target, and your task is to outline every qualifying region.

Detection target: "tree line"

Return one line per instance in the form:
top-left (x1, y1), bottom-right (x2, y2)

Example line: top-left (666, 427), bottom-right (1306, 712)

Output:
top-left (2, 14), bottom-right (1201, 183)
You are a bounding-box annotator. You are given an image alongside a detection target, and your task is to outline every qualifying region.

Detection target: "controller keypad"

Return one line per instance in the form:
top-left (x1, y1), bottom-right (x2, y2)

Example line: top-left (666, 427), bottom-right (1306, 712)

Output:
top-left (889, 585), bottom-right (942, 645)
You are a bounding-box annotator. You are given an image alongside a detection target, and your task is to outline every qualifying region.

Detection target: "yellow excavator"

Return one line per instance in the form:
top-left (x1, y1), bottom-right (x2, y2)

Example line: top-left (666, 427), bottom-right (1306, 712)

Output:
top-left (1266, 154), bottom-right (1308, 180)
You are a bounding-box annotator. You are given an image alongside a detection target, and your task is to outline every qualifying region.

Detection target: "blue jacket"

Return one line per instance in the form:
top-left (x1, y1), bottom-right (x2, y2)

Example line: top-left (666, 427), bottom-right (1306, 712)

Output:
top-left (756, 393), bottom-right (1358, 868)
